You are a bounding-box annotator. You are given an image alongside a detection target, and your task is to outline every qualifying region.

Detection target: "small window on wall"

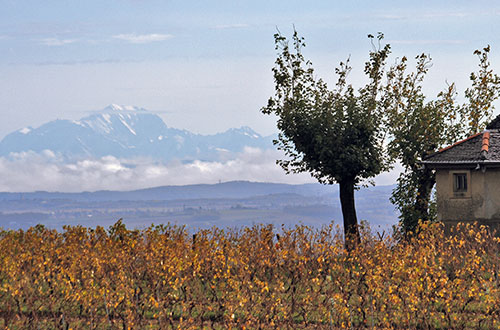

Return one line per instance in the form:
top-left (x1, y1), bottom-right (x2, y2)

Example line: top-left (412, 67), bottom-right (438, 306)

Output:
top-left (453, 173), bottom-right (467, 192)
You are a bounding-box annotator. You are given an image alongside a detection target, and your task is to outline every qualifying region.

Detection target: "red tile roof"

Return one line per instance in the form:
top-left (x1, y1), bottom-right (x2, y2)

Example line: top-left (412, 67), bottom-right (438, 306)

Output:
top-left (482, 131), bottom-right (490, 153)
top-left (437, 132), bottom-right (482, 153)
top-left (424, 115), bottom-right (500, 166)
top-left (422, 130), bottom-right (500, 165)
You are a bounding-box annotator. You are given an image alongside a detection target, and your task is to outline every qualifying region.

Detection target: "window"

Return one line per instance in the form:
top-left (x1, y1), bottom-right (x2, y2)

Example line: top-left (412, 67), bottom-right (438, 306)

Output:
top-left (453, 173), bottom-right (467, 192)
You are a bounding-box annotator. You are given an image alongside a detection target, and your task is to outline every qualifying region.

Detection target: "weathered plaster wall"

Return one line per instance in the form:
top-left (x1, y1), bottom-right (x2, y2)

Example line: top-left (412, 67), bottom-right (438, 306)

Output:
top-left (436, 168), bottom-right (500, 231)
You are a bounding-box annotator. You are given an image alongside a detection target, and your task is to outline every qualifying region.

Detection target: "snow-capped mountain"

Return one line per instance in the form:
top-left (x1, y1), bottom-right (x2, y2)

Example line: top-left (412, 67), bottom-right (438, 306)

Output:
top-left (0, 104), bottom-right (274, 162)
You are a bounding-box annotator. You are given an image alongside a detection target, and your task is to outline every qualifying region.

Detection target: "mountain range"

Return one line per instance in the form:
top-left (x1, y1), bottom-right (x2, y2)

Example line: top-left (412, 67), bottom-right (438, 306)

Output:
top-left (0, 106), bottom-right (399, 231)
top-left (0, 104), bottom-right (274, 162)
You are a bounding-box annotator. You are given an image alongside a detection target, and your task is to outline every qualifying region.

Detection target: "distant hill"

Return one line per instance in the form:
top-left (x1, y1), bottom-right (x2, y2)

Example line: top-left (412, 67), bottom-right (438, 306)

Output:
top-left (0, 181), bottom-right (336, 201)
top-left (0, 181), bottom-right (398, 231)
top-left (0, 180), bottom-right (396, 203)
top-left (0, 104), bottom-right (274, 162)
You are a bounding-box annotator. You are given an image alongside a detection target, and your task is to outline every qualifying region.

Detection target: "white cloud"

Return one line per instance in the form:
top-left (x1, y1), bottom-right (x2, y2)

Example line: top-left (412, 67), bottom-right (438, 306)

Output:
top-left (214, 23), bottom-right (249, 30)
top-left (0, 148), bottom-right (399, 193)
top-left (375, 11), bottom-right (474, 21)
top-left (113, 33), bottom-right (173, 44)
top-left (374, 14), bottom-right (408, 21)
top-left (0, 148), bottom-right (312, 192)
top-left (388, 39), bottom-right (465, 45)
top-left (421, 12), bottom-right (468, 19)
top-left (39, 38), bottom-right (77, 46)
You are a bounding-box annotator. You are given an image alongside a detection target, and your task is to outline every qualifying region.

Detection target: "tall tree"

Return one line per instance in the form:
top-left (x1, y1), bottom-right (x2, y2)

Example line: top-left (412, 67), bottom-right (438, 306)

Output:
top-left (383, 54), bottom-right (461, 233)
top-left (261, 31), bottom-right (391, 248)
top-left (460, 46), bottom-right (500, 135)
top-left (384, 46), bottom-right (500, 234)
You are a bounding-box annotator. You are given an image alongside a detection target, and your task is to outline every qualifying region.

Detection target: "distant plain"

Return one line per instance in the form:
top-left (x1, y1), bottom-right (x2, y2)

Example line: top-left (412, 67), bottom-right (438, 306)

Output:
top-left (0, 181), bottom-right (397, 232)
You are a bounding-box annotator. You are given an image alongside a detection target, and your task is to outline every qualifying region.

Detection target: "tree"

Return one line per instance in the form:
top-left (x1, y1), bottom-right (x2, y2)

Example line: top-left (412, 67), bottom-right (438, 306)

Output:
top-left (261, 31), bottom-right (391, 248)
top-left (383, 54), bottom-right (461, 233)
top-left (460, 46), bottom-right (500, 135)
top-left (384, 46), bottom-right (500, 234)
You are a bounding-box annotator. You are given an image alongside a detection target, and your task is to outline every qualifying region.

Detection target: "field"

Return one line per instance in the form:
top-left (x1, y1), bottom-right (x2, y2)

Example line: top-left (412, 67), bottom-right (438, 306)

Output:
top-left (0, 221), bottom-right (499, 329)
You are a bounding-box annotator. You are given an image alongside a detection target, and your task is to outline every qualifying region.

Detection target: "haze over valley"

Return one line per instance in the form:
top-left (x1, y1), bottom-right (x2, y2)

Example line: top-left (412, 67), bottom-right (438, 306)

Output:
top-left (2, 1), bottom-right (495, 231)
top-left (0, 181), bottom-right (397, 231)
top-left (0, 105), bottom-right (398, 230)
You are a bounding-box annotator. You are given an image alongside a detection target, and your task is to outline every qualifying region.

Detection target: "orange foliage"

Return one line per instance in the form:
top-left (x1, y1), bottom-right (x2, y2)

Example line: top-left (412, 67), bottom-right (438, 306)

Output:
top-left (0, 221), bottom-right (499, 329)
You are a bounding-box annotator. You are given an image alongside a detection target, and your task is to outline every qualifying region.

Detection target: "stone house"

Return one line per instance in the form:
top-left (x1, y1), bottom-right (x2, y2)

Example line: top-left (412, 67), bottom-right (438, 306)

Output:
top-left (422, 116), bottom-right (500, 230)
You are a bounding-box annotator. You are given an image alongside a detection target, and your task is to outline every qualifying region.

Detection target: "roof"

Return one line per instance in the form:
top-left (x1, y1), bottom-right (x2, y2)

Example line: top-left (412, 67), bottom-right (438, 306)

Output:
top-left (487, 114), bottom-right (500, 129)
top-left (422, 129), bottom-right (500, 168)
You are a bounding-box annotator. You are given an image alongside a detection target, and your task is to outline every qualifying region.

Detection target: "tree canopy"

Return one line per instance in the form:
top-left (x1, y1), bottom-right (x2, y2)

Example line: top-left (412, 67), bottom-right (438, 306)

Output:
top-left (385, 46), bottom-right (500, 234)
top-left (262, 31), bottom-right (391, 246)
top-left (263, 30), bottom-right (500, 241)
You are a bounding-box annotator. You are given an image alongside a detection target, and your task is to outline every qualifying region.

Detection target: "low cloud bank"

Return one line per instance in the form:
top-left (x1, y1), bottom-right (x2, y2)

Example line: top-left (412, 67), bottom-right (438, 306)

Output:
top-left (0, 147), bottom-right (399, 192)
top-left (0, 148), bottom-right (313, 192)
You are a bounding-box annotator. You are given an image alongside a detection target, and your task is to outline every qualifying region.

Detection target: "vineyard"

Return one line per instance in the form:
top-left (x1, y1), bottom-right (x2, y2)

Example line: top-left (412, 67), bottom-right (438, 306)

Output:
top-left (0, 221), bottom-right (499, 329)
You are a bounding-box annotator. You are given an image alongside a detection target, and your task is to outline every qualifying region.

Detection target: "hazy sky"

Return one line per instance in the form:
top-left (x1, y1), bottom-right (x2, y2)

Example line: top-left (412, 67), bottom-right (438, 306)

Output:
top-left (0, 1), bottom-right (500, 191)
top-left (1, 0), bottom-right (500, 139)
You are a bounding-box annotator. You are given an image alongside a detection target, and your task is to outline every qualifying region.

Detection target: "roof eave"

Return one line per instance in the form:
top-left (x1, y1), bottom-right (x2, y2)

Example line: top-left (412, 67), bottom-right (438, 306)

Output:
top-left (423, 132), bottom-right (483, 161)
top-left (421, 160), bottom-right (500, 169)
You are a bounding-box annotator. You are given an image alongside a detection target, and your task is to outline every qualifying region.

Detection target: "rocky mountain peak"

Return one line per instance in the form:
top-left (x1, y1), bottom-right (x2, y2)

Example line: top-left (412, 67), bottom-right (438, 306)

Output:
top-left (0, 105), bottom-right (274, 162)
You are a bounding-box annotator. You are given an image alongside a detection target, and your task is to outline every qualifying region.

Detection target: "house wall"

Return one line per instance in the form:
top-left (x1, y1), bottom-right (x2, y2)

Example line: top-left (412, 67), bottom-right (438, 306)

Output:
top-left (436, 168), bottom-right (500, 231)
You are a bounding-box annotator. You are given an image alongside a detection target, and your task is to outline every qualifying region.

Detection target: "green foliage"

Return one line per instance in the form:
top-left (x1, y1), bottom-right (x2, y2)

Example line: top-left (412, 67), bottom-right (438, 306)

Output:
top-left (384, 46), bottom-right (500, 234)
top-left (461, 46), bottom-right (500, 135)
top-left (384, 53), bottom-right (463, 166)
top-left (262, 30), bottom-right (392, 245)
top-left (383, 53), bottom-right (460, 233)
top-left (263, 29), bottom-right (500, 237)
top-left (262, 31), bottom-right (390, 185)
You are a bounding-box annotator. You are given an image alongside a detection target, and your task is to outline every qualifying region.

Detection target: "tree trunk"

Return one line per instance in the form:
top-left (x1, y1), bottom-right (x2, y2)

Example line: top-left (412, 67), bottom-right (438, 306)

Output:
top-left (339, 178), bottom-right (360, 250)
top-left (413, 167), bottom-right (436, 227)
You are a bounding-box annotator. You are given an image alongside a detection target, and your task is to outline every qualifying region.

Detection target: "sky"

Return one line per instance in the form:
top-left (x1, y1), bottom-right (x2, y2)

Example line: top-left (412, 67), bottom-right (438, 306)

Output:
top-left (0, 0), bottom-right (500, 191)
